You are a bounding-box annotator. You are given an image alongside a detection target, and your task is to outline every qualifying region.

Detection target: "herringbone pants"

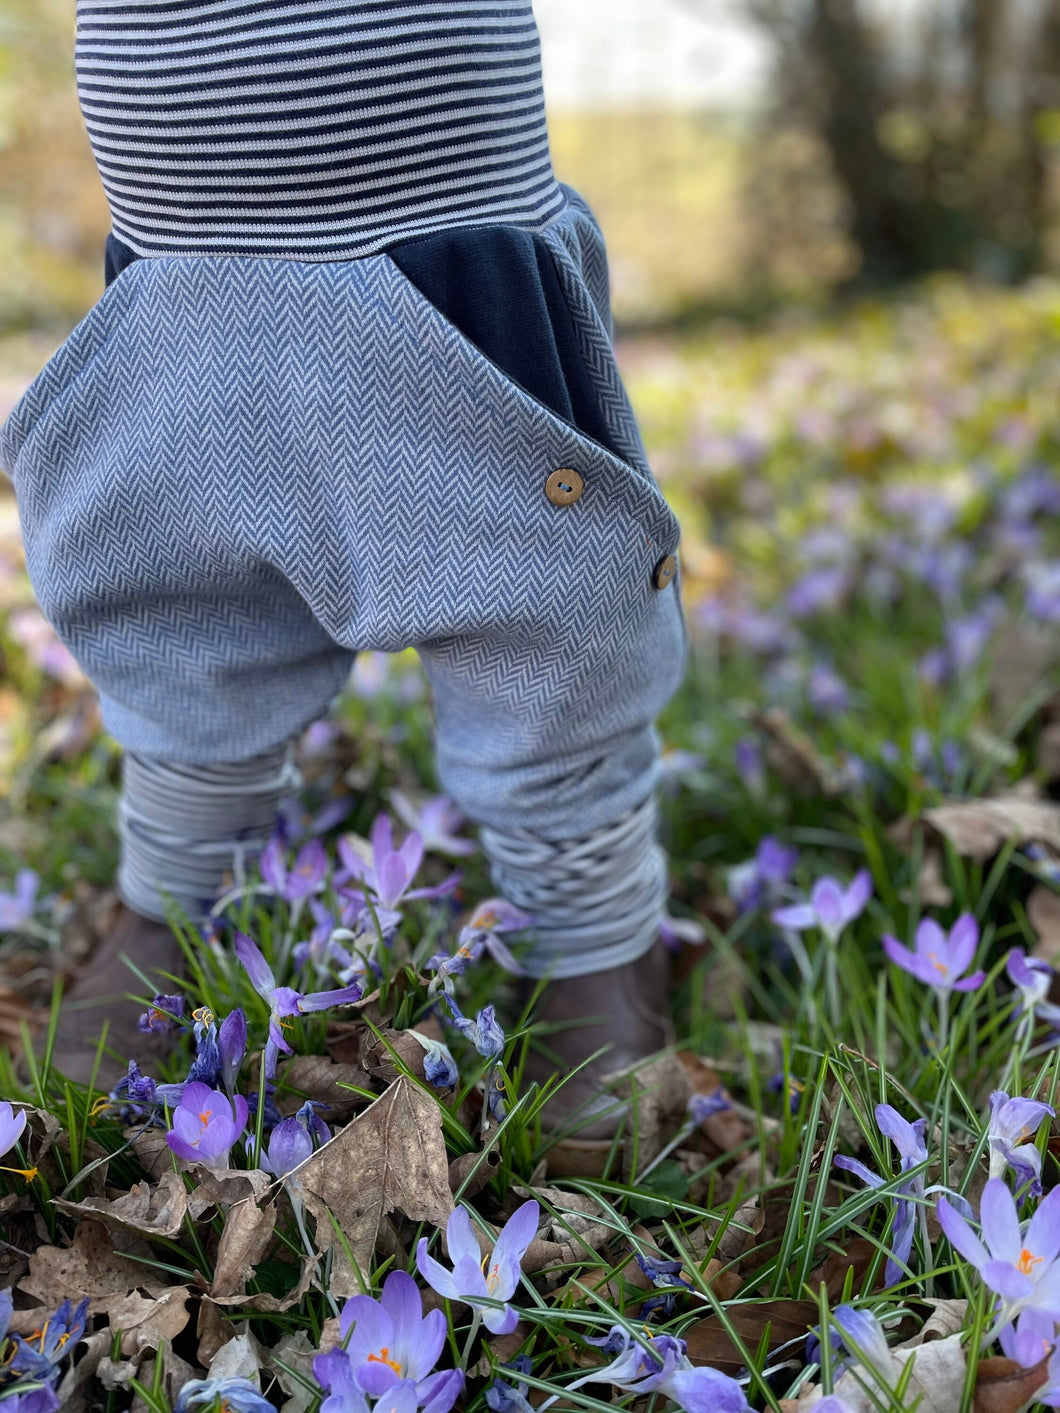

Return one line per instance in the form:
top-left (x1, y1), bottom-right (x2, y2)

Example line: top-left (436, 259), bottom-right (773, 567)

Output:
top-left (1, 191), bottom-right (688, 972)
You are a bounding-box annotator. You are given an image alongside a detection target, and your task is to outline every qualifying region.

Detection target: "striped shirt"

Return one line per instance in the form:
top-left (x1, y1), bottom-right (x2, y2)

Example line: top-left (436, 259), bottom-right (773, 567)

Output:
top-left (75, 1), bottom-right (566, 261)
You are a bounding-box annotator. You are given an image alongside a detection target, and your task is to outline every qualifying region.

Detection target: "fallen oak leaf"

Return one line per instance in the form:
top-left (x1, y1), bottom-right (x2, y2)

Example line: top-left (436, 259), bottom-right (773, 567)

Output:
top-left (296, 1074), bottom-right (453, 1296)
top-left (923, 797), bottom-right (1060, 862)
top-left (683, 1298), bottom-right (818, 1379)
top-left (53, 1172), bottom-right (189, 1241)
top-left (18, 1219), bottom-right (172, 1320)
top-left (108, 1286), bottom-right (192, 1357)
top-left (973, 1355), bottom-right (1049, 1413)
top-left (210, 1195), bottom-right (278, 1301)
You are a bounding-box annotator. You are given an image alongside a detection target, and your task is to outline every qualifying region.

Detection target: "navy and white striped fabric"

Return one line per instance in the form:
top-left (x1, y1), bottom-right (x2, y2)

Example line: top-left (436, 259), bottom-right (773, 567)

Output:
top-left (76, 0), bottom-right (567, 260)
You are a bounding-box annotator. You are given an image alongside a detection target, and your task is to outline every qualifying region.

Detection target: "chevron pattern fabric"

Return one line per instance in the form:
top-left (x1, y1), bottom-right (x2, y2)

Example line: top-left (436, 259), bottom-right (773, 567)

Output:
top-left (0, 188), bottom-right (686, 842)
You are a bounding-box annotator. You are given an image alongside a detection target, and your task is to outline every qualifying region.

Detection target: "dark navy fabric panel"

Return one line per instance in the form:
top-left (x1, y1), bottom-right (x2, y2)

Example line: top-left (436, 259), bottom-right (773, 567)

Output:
top-left (103, 227), bottom-right (620, 457)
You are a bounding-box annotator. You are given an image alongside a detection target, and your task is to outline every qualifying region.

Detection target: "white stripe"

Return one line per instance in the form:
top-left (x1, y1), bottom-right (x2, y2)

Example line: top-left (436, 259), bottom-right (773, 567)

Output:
top-left (89, 121), bottom-right (548, 184)
top-left (76, 9), bottom-right (533, 60)
top-left (101, 153), bottom-right (555, 222)
top-left (76, 62), bottom-right (543, 123)
top-left (96, 145), bottom-right (552, 208)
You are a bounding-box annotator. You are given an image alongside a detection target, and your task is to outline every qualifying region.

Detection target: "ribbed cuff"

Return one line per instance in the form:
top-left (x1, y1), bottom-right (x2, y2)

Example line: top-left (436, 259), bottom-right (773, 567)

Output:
top-left (117, 746), bottom-right (299, 922)
top-left (479, 795), bottom-right (667, 980)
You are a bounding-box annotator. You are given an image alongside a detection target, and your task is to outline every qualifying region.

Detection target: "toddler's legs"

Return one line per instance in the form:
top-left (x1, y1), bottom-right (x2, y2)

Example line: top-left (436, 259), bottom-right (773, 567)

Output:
top-left (52, 745), bottom-right (297, 1083)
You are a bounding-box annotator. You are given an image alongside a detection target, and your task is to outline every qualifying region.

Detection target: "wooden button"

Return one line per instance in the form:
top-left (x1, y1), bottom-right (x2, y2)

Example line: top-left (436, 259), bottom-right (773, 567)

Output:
top-left (545, 468), bottom-right (584, 506)
top-left (652, 554), bottom-right (677, 590)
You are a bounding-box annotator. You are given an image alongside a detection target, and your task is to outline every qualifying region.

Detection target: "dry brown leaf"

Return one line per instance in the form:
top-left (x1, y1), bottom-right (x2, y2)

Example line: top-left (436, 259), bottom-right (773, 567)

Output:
top-left (751, 707), bottom-right (847, 796)
top-left (188, 1165), bottom-right (272, 1218)
top-left (808, 1238), bottom-right (882, 1300)
top-left (274, 1053), bottom-right (372, 1116)
top-left (901, 1299), bottom-right (968, 1345)
top-left (678, 1051), bottom-right (750, 1153)
top-left (206, 1327), bottom-right (264, 1383)
top-left (18, 1220), bottom-right (170, 1319)
top-left (1030, 885), bottom-right (1060, 963)
top-left (108, 1286), bottom-right (192, 1356)
top-left (210, 1196), bottom-right (278, 1300)
top-left (53, 1328), bottom-right (111, 1413)
top-left (128, 1127), bottom-right (173, 1182)
top-left (449, 1148), bottom-right (501, 1197)
top-left (196, 1298), bottom-right (235, 1367)
top-left (789, 1332), bottom-right (967, 1410)
top-left (608, 1051), bottom-right (692, 1180)
top-left (924, 796), bottom-right (1060, 862)
top-left (264, 1329), bottom-right (320, 1413)
top-left (53, 1172), bottom-right (189, 1241)
top-left (899, 845), bottom-right (955, 908)
top-left (684, 1299), bottom-right (818, 1378)
top-left (973, 1355), bottom-right (1049, 1413)
top-left (297, 1075), bottom-right (453, 1295)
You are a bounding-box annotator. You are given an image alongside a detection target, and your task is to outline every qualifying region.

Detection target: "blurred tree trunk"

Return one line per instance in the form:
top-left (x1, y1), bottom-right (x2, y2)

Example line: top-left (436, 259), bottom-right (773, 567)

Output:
top-left (720, 0), bottom-right (1060, 283)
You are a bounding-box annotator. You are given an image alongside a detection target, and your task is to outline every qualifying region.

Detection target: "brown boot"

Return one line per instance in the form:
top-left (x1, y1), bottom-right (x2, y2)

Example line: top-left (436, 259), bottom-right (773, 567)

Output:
top-left (522, 939), bottom-right (674, 1146)
top-left (45, 903), bottom-right (187, 1089)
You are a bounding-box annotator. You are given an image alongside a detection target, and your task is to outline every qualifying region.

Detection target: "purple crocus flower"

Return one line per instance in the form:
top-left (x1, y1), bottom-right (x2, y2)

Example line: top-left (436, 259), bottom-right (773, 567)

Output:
top-left (235, 933), bottom-right (363, 1078)
top-left (882, 914), bottom-right (985, 995)
top-left (1007, 949), bottom-right (1060, 1039)
top-left (938, 1178), bottom-right (1060, 1331)
top-left (257, 1101), bottom-right (330, 1178)
top-left (807, 663), bottom-right (851, 716)
top-left (988, 1092), bottom-right (1055, 1200)
top-left (834, 1104), bottom-right (931, 1286)
top-left (0, 1102), bottom-right (28, 1161)
top-left (688, 1089), bottom-right (732, 1125)
top-left (486, 1356), bottom-right (535, 1413)
top-left (1026, 562), bottom-right (1060, 622)
top-left (8, 1293), bottom-right (89, 1386)
top-left (429, 901), bottom-right (530, 993)
top-left (553, 1326), bottom-right (749, 1412)
top-left (0, 870), bottom-right (39, 933)
top-left (408, 1033), bottom-right (460, 1090)
top-left (998, 1306), bottom-right (1056, 1370)
top-left (338, 815), bottom-right (460, 912)
top-left (733, 737), bottom-right (766, 797)
top-left (186, 1006), bottom-right (223, 1088)
top-left (447, 1002), bottom-right (506, 1062)
top-left (174, 1378), bottom-right (277, 1412)
top-left (218, 1008), bottom-right (247, 1095)
top-left (726, 837), bottom-right (798, 913)
top-left (260, 836), bottom-right (329, 903)
top-left (137, 993), bottom-right (186, 1034)
top-left (417, 1200), bottom-right (539, 1335)
top-left (772, 870), bottom-right (872, 945)
top-left (312, 1270), bottom-right (461, 1411)
top-left (389, 790), bottom-right (477, 858)
top-left (165, 1082), bottom-right (248, 1168)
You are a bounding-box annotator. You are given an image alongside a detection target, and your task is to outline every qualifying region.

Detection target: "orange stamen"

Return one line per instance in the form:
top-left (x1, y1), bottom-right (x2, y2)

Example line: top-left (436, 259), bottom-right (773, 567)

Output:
top-left (1018, 1247), bottom-right (1044, 1276)
top-left (367, 1347), bottom-right (402, 1375)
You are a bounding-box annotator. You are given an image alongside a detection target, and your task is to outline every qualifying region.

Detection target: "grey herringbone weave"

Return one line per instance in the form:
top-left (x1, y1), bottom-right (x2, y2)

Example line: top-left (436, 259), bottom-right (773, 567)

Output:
top-left (0, 189), bottom-right (686, 847)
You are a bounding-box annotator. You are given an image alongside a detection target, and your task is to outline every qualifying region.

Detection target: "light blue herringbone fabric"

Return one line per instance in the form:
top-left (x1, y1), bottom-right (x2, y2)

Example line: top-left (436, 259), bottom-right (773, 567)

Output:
top-left (0, 187), bottom-right (686, 841)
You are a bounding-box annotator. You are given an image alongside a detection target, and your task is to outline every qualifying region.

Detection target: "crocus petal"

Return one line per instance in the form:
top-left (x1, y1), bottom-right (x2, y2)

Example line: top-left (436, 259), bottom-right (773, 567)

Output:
top-left (876, 1104), bottom-right (926, 1161)
top-left (937, 1195), bottom-right (990, 1271)
top-left (946, 913), bottom-right (980, 975)
top-left (882, 935), bottom-right (920, 976)
top-left (417, 1368), bottom-right (465, 1413)
top-left (842, 869), bottom-right (873, 922)
top-left (482, 1302), bottom-right (519, 1336)
top-left (772, 903), bottom-right (817, 931)
top-left (415, 1240), bottom-right (463, 1301)
top-left (833, 1155), bottom-right (885, 1189)
top-left (398, 831), bottom-right (424, 884)
top-left (812, 878), bottom-right (845, 935)
top-left (445, 1205), bottom-right (482, 1267)
top-left (953, 970), bottom-right (986, 992)
top-left (982, 1259), bottom-right (1035, 1302)
top-left (1027, 1185), bottom-right (1060, 1268)
top-left (666, 1367), bottom-right (750, 1413)
top-left (234, 933), bottom-right (276, 996)
top-left (298, 984), bottom-right (363, 1013)
top-left (491, 1199), bottom-right (539, 1277)
top-left (914, 917), bottom-right (947, 961)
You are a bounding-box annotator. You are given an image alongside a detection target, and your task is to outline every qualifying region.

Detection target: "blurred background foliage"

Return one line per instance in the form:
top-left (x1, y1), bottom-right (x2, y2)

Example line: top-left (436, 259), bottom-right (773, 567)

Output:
top-left (0, 0), bottom-right (1059, 341)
